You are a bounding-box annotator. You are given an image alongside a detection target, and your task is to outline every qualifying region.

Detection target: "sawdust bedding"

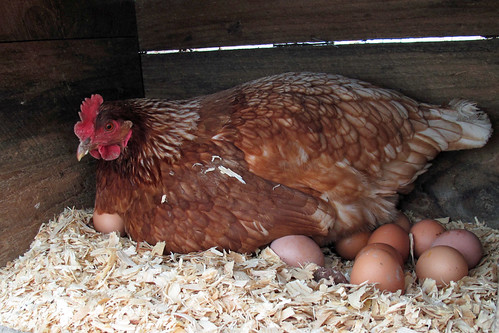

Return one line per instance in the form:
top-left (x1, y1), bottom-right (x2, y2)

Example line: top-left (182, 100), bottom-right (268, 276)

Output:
top-left (0, 208), bottom-right (497, 333)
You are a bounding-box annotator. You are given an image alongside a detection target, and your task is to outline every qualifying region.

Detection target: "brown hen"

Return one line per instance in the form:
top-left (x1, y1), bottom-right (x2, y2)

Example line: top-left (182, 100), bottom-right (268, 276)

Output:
top-left (74, 72), bottom-right (492, 253)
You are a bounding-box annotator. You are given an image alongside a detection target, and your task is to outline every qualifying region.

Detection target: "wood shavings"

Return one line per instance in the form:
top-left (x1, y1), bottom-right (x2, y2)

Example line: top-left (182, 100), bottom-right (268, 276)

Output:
top-left (0, 208), bottom-right (497, 332)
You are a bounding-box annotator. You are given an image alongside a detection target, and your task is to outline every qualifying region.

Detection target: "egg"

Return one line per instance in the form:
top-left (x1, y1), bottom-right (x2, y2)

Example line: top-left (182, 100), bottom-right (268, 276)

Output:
top-left (93, 211), bottom-right (125, 235)
top-left (270, 235), bottom-right (325, 267)
top-left (356, 243), bottom-right (404, 267)
top-left (410, 219), bottom-right (445, 257)
top-left (415, 245), bottom-right (468, 286)
top-left (335, 231), bottom-right (371, 260)
top-left (368, 223), bottom-right (410, 262)
top-left (350, 246), bottom-right (405, 293)
top-left (431, 229), bottom-right (483, 268)
top-left (394, 212), bottom-right (412, 232)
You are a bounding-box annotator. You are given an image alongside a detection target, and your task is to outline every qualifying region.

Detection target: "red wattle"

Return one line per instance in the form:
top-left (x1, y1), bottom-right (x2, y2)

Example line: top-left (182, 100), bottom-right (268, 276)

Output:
top-left (98, 145), bottom-right (121, 160)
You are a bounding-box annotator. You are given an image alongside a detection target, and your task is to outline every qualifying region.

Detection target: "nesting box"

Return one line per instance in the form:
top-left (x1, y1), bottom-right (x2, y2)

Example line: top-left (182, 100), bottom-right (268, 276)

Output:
top-left (0, 1), bottom-right (498, 331)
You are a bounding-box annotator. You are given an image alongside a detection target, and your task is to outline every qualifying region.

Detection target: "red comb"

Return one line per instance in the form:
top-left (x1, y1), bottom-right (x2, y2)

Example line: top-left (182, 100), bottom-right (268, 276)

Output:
top-left (79, 94), bottom-right (103, 122)
top-left (74, 94), bottom-right (104, 139)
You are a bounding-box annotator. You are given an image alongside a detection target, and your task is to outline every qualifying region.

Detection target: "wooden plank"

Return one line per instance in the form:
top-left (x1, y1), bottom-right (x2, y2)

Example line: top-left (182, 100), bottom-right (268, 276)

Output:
top-left (0, 37), bottom-right (143, 266)
top-left (141, 39), bottom-right (499, 115)
top-left (0, 0), bottom-right (137, 42)
top-left (136, 0), bottom-right (499, 51)
top-left (140, 39), bottom-right (498, 227)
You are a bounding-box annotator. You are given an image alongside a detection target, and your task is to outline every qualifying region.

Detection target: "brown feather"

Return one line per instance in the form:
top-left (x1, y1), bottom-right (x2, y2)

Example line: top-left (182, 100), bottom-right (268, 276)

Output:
top-left (90, 72), bottom-right (491, 252)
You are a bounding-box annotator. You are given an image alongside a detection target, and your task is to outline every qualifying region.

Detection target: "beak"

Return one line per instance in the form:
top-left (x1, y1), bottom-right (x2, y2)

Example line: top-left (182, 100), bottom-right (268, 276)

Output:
top-left (77, 138), bottom-right (91, 161)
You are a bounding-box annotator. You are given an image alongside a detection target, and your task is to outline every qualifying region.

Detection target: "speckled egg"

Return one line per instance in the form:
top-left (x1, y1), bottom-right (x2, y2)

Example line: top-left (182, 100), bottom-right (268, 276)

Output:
top-left (368, 223), bottom-right (410, 262)
top-left (350, 245), bottom-right (405, 293)
top-left (356, 243), bottom-right (404, 267)
top-left (410, 219), bottom-right (445, 257)
top-left (416, 245), bottom-right (468, 287)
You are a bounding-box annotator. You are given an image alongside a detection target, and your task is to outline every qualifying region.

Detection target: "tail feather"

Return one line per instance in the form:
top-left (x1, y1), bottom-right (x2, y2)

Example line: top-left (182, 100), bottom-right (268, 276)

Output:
top-left (443, 99), bottom-right (492, 150)
top-left (420, 100), bottom-right (492, 151)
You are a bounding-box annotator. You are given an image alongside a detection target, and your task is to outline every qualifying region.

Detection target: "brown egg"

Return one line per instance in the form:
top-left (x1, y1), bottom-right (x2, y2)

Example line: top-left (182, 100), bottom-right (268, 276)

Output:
top-left (350, 246), bottom-right (405, 293)
top-left (335, 231), bottom-right (371, 260)
top-left (416, 245), bottom-right (468, 287)
top-left (431, 229), bottom-right (484, 268)
top-left (368, 223), bottom-right (410, 262)
top-left (394, 212), bottom-right (412, 232)
top-left (270, 235), bottom-right (325, 267)
top-left (356, 243), bottom-right (404, 267)
top-left (93, 211), bottom-right (125, 235)
top-left (410, 219), bottom-right (445, 257)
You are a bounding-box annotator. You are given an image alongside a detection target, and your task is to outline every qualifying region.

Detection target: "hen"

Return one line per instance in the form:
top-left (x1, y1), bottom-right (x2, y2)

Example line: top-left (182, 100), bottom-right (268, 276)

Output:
top-left (74, 72), bottom-right (492, 253)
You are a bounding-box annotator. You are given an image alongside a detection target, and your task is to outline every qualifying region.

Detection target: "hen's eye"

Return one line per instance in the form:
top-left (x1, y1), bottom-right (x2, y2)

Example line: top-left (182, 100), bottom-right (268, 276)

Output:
top-left (105, 122), bottom-right (115, 131)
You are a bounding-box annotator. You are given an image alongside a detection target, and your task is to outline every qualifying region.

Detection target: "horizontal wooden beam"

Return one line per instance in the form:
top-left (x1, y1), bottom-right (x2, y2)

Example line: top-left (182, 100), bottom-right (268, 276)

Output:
top-left (141, 39), bottom-right (499, 118)
top-left (136, 0), bottom-right (499, 50)
top-left (0, 0), bottom-right (137, 42)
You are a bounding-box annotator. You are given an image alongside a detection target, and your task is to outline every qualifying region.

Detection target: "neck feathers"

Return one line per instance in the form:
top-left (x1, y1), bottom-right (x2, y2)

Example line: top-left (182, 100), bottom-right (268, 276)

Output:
top-left (113, 99), bottom-right (201, 183)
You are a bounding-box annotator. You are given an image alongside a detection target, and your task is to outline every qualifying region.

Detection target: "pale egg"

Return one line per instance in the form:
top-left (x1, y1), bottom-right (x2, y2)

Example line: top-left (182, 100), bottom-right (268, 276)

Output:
top-left (270, 235), bottom-right (325, 267)
top-left (431, 229), bottom-right (483, 268)
top-left (93, 210), bottom-right (125, 235)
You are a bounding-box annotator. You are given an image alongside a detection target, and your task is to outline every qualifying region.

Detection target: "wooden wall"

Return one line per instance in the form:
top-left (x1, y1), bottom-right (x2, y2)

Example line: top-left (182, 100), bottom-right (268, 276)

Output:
top-left (136, 1), bottom-right (499, 227)
top-left (0, 0), bottom-right (143, 266)
top-left (0, 0), bottom-right (497, 266)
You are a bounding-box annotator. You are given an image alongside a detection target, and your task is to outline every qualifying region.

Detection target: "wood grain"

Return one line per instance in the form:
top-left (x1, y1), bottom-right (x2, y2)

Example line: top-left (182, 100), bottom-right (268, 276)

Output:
top-left (0, 0), bottom-right (137, 42)
top-left (0, 38), bottom-right (143, 266)
top-left (136, 0), bottom-right (499, 51)
top-left (141, 39), bottom-right (498, 227)
top-left (142, 40), bottom-right (499, 116)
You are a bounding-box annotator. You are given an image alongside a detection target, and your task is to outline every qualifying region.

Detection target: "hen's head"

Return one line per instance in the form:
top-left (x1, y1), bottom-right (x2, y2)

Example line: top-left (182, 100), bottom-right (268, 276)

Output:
top-left (74, 94), bottom-right (133, 161)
